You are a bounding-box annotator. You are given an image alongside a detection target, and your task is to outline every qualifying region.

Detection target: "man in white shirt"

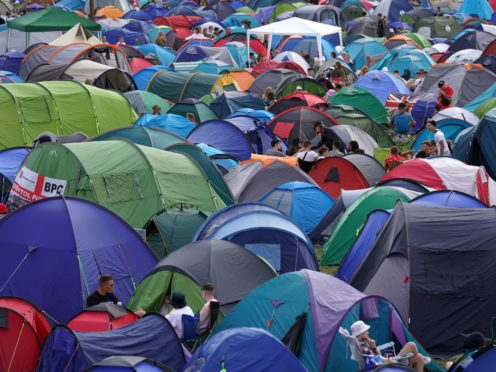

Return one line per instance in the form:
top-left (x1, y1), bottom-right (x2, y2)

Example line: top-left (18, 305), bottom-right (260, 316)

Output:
top-left (427, 120), bottom-right (451, 156)
top-left (197, 283), bottom-right (219, 334)
top-left (165, 292), bottom-right (194, 339)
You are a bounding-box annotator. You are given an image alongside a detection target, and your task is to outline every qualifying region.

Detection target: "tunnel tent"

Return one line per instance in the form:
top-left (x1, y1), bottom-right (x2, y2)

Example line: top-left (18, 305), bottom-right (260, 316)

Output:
top-left (123, 90), bottom-right (173, 115)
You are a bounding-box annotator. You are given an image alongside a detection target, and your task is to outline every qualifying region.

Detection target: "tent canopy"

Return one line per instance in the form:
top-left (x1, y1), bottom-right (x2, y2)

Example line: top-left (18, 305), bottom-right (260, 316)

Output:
top-left (49, 23), bottom-right (101, 46)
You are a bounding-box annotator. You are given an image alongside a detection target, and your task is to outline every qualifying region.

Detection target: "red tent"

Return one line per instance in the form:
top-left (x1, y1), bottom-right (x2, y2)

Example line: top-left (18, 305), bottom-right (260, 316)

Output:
top-left (251, 60), bottom-right (307, 77)
top-left (129, 57), bottom-right (154, 74)
top-left (152, 15), bottom-right (201, 29)
top-left (67, 303), bottom-right (138, 332)
top-left (0, 297), bottom-right (51, 371)
top-left (269, 92), bottom-right (329, 115)
top-left (214, 36), bottom-right (267, 57)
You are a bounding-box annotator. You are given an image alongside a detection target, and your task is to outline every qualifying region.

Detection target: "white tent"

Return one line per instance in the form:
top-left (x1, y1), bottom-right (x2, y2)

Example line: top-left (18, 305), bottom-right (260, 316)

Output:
top-left (50, 23), bottom-right (101, 46)
top-left (247, 17), bottom-right (343, 64)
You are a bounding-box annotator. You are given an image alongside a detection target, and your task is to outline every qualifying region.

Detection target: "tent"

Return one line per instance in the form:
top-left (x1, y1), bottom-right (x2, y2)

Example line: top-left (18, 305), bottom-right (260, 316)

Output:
top-left (67, 303), bottom-right (138, 332)
top-left (128, 240), bottom-right (276, 315)
top-left (350, 203), bottom-right (496, 354)
top-left (249, 68), bottom-right (304, 96)
top-left (345, 38), bottom-right (389, 70)
top-left (167, 101), bottom-right (219, 124)
top-left (38, 314), bottom-right (185, 371)
top-left (328, 85), bottom-right (389, 125)
top-left (0, 147), bottom-right (29, 202)
top-left (49, 23), bottom-right (101, 46)
top-left (88, 356), bottom-right (173, 371)
top-left (268, 107), bottom-right (339, 145)
top-left (259, 181), bottom-right (334, 235)
top-left (270, 92), bottom-right (328, 116)
top-left (457, 0), bottom-right (494, 20)
top-left (194, 207), bottom-right (318, 273)
top-left (0, 81), bottom-right (136, 149)
top-left (448, 31), bottom-right (496, 53)
top-left (380, 157), bottom-right (496, 205)
top-left (373, 0), bottom-right (413, 22)
top-left (278, 36), bottom-right (336, 62)
top-left (0, 297), bottom-right (51, 372)
top-left (414, 16), bottom-right (463, 39)
top-left (324, 125), bottom-right (378, 156)
top-left (272, 51), bottom-right (311, 74)
top-left (309, 154), bottom-right (386, 199)
top-left (26, 60), bottom-right (136, 92)
top-left (274, 77), bottom-right (326, 99)
top-left (184, 328), bottom-right (306, 372)
top-left (132, 66), bottom-right (172, 91)
top-left (104, 27), bottom-right (150, 46)
top-left (354, 70), bottom-right (411, 105)
top-left (447, 344), bottom-right (496, 371)
top-left (225, 161), bottom-right (316, 202)
top-left (410, 94), bottom-right (437, 132)
top-left (210, 91), bottom-right (265, 118)
top-left (412, 118), bottom-right (474, 152)
top-left (7, 7), bottom-right (100, 49)
top-left (12, 141), bottom-right (225, 228)
top-left (123, 90), bottom-right (172, 115)
top-left (85, 0), bottom-right (133, 13)
top-left (432, 107), bottom-right (480, 125)
top-left (134, 114), bottom-right (195, 138)
top-left (216, 270), bottom-right (438, 372)
top-left (410, 190), bottom-right (488, 209)
top-left (454, 108), bottom-right (496, 179)
top-left (247, 17), bottom-right (343, 64)
top-left (0, 51), bottom-right (24, 74)
top-left (321, 186), bottom-right (419, 265)
top-left (0, 197), bottom-right (157, 323)
top-left (420, 63), bottom-right (496, 107)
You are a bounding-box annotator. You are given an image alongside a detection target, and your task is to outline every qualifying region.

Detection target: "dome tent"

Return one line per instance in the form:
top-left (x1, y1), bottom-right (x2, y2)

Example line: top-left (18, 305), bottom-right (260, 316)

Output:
top-left (0, 197), bottom-right (157, 323)
top-left (88, 356), bottom-right (173, 371)
top-left (128, 240), bottom-right (276, 316)
top-left (0, 147), bottom-right (30, 202)
top-left (134, 114), bottom-right (196, 138)
top-left (9, 140), bottom-right (225, 228)
top-left (67, 303), bottom-right (138, 332)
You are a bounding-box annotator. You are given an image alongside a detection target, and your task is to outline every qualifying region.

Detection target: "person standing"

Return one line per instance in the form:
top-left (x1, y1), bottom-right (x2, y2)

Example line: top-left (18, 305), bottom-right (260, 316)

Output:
top-left (377, 14), bottom-right (386, 37)
top-left (86, 275), bottom-right (119, 307)
top-left (437, 80), bottom-right (453, 110)
top-left (427, 120), bottom-right (451, 156)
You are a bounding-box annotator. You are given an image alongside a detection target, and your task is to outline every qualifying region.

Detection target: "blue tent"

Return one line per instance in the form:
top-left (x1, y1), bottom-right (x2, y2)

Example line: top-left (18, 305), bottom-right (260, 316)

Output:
top-left (387, 54), bottom-right (434, 76)
top-left (210, 91), bottom-right (265, 118)
top-left (0, 51), bottom-right (24, 74)
top-left (196, 143), bottom-right (239, 174)
top-left (192, 61), bottom-right (232, 74)
top-left (194, 207), bottom-right (318, 273)
top-left (0, 70), bottom-right (23, 83)
top-left (88, 356), bottom-right (172, 371)
top-left (54, 0), bottom-right (85, 10)
top-left (37, 314), bottom-right (185, 371)
top-left (457, 0), bottom-right (494, 20)
top-left (410, 190), bottom-right (488, 209)
top-left (187, 120), bottom-right (253, 161)
top-left (185, 327), bottom-right (306, 372)
top-left (465, 82), bottom-right (496, 113)
top-left (142, 4), bottom-right (169, 18)
top-left (166, 5), bottom-right (200, 16)
top-left (411, 94), bottom-right (437, 133)
top-left (132, 66), bottom-right (172, 90)
top-left (0, 197), bottom-right (157, 322)
top-left (227, 108), bottom-right (275, 122)
top-left (259, 181), bottom-right (334, 235)
top-left (135, 44), bottom-right (176, 66)
top-left (104, 28), bottom-right (150, 46)
top-left (374, 0), bottom-right (413, 22)
top-left (225, 115), bottom-right (285, 154)
top-left (279, 36), bottom-right (335, 60)
top-left (222, 14), bottom-right (261, 28)
top-left (224, 41), bottom-right (253, 68)
top-left (454, 108), bottom-right (496, 179)
top-left (336, 209), bottom-right (391, 283)
top-left (0, 147), bottom-right (29, 202)
top-left (345, 38), bottom-right (389, 71)
top-left (412, 118), bottom-right (473, 151)
top-left (134, 114), bottom-right (195, 138)
top-left (354, 70), bottom-right (411, 104)
top-left (123, 9), bottom-right (153, 21)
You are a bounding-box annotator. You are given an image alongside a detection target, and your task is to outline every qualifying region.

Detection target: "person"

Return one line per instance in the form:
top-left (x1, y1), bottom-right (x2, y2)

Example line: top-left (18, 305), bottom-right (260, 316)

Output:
top-left (429, 140), bottom-right (437, 157)
top-left (384, 146), bottom-right (406, 171)
top-left (437, 80), bottom-right (453, 110)
top-left (185, 27), bottom-right (202, 40)
top-left (117, 37), bottom-right (126, 45)
top-left (197, 283), bottom-right (219, 334)
top-left (329, 140), bottom-right (344, 157)
top-left (351, 320), bottom-right (430, 372)
top-left (288, 138), bottom-right (301, 156)
top-left (262, 87), bottom-right (275, 107)
top-left (84, 79), bottom-right (93, 85)
top-left (242, 19), bottom-right (251, 29)
top-left (317, 146), bottom-right (329, 159)
top-left (152, 105), bottom-right (161, 115)
top-left (377, 14), bottom-right (386, 37)
top-left (334, 61), bottom-right (350, 85)
top-left (390, 103), bottom-right (414, 133)
top-left (314, 121), bottom-right (334, 149)
top-left (427, 120), bottom-right (451, 156)
top-left (165, 292), bottom-right (194, 339)
top-left (266, 139), bottom-right (286, 157)
top-left (324, 84), bottom-right (336, 100)
top-left (154, 31), bottom-right (167, 46)
top-left (86, 275), bottom-right (118, 307)
top-left (296, 140), bottom-right (319, 173)
top-left (415, 150), bottom-right (427, 158)
top-left (295, 85), bottom-right (303, 93)
top-left (416, 141), bottom-right (431, 158)
top-left (347, 140), bottom-right (363, 154)
top-left (446, 332), bottom-right (486, 370)
top-left (186, 112), bottom-right (196, 124)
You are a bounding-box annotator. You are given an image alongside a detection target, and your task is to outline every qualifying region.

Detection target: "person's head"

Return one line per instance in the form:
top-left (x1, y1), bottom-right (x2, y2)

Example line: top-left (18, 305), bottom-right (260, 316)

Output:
top-left (296, 86), bottom-right (303, 93)
top-left (152, 104), bottom-right (161, 115)
top-left (302, 140), bottom-right (312, 149)
top-left (201, 283), bottom-right (215, 301)
top-left (393, 70), bottom-right (400, 76)
top-left (348, 140), bottom-right (359, 153)
top-left (331, 51), bottom-right (337, 58)
top-left (351, 320), bottom-right (371, 341)
top-left (427, 120), bottom-right (437, 132)
top-left (377, 13), bottom-right (382, 18)
top-left (84, 79), bottom-right (93, 85)
top-left (170, 292), bottom-right (187, 309)
top-left (391, 146), bottom-right (399, 155)
top-left (402, 69), bottom-right (411, 79)
top-left (398, 102), bottom-right (407, 112)
top-left (118, 36), bottom-right (125, 43)
top-left (264, 86), bottom-right (273, 96)
top-left (99, 275), bottom-right (114, 294)
top-left (266, 91), bottom-right (275, 101)
top-left (186, 112), bottom-right (196, 122)
top-left (421, 141), bottom-right (430, 153)
top-left (202, 28), bottom-right (208, 37)
top-left (463, 332), bottom-right (485, 353)
top-left (438, 80), bottom-right (445, 89)
top-left (271, 139), bottom-right (282, 150)
top-left (318, 146), bottom-right (329, 157)
top-left (313, 120), bottom-right (324, 134)
top-left (332, 140), bottom-right (341, 151)
top-left (335, 83), bottom-right (342, 91)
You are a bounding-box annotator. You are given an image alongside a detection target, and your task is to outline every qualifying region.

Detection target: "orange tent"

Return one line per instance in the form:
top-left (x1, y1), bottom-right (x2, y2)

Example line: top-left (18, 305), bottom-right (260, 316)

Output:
top-left (241, 154), bottom-right (298, 167)
top-left (228, 70), bottom-right (254, 91)
top-left (95, 6), bottom-right (124, 19)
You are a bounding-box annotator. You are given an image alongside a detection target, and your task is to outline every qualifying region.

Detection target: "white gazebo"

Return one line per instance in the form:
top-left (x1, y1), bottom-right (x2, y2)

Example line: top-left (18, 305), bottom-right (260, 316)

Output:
top-left (246, 17), bottom-right (343, 64)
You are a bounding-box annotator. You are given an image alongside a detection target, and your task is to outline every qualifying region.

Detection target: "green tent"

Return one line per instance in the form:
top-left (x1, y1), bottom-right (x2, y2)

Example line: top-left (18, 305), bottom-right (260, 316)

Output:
top-left (146, 210), bottom-right (208, 258)
top-left (321, 187), bottom-right (414, 266)
top-left (91, 127), bottom-right (187, 150)
top-left (414, 16), bottom-right (463, 38)
top-left (326, 105), bottom-right (394, 147)
top-left (276, 78), bottom-right (326, 99)
top-left (0, 81), bottom-right (137, 149)
top-left (15, 140), bottom-right (226, 228)
top-left (475, 97), bottom-right (496, 118)
top-left (8, 7), bottom-right (101, 32)
top-left (123, 91), bottom-right (173, 116)
top-left (328, 85), bottom-right (389, 125)
top-left (167, 102), bottom-right (219, 124)
top-left (404, 33), bottom-right (431, 48)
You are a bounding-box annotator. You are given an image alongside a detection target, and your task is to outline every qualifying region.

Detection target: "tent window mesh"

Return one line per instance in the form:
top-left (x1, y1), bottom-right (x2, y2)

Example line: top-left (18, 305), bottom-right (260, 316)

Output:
top-left (18, 96), bottom-right (52, 124)
top-left (100, 173), bottom-right (143, 202)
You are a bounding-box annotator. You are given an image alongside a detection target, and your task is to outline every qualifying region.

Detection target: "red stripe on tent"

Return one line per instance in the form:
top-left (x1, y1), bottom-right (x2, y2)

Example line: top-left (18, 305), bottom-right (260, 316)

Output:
top-left (380, 159), bottom-right (445, 190)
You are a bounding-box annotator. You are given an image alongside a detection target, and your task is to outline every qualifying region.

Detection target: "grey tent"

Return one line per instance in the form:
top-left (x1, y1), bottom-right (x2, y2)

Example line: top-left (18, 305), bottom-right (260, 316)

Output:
top-left (224, 161), bottom-right (317, 202)
top-left (250, 68), bottom-right (304, 96)
top-left (26, 60), bottom-right (136, 92)
top-left (347, 15), bottom-right (380, 37)
top-left (293, 5), bottom-right (345, 26)
top-left (420, 63), bottom-right (496, 107)
top-left (325, 125), bottom-right (378, 156)
top-left (350, 202), bottom-right (496, 354)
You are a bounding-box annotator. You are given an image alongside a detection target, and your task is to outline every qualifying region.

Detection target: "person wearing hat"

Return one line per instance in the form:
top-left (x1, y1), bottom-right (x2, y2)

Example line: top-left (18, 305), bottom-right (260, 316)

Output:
top-left (351, 320), bottom-right (430, 372)
top-left (165, 292), bottom-right (194, 339)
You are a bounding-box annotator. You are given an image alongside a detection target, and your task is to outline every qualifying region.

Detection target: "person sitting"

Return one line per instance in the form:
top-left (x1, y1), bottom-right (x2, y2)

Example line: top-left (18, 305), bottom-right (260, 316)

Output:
top-left (317, 146), bottom-right (329, 160)
top-left (329, 140), bottom-right (344, 157)
top-left (265, 139), bottom-right (286, 157)
top-left (384, 146), bottom-right (406, 171)
top-left (351, 320), bottom-right (430, 372)
top-left (296, 140), bottom-right (318, 173)
top-left (165, 292), bottom-right (194, 339)
top-left (197, 283), bottom-right (219, 334)
top-left (86, 275), bottom-right (119, 307)
top-left (446, 332), bottom-right (486, 370)
top-left (347, 140), bottom-right (364, 154)
top-left (390, 103), bottom-right (414, 134)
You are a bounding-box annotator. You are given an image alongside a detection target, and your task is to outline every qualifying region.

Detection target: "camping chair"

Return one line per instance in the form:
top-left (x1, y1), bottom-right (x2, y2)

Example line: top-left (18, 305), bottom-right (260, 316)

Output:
top-left (339, 327), bottom-right (413, 369)
top-left (182, 301), bottom-right (220, 352)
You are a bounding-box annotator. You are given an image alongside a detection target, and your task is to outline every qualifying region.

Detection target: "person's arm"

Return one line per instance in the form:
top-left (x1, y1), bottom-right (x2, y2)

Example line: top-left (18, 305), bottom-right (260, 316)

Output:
top-left (439, 139), bottom-right (445, 155)
top-left (86, 295), bottom-right (97, 308)
top-left (439, 88), bottom-right (452, 101)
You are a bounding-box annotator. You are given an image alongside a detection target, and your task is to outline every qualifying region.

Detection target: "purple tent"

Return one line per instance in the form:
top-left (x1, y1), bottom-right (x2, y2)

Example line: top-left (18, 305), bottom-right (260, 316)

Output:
top-left (0, 197), bottom-right (157, 323)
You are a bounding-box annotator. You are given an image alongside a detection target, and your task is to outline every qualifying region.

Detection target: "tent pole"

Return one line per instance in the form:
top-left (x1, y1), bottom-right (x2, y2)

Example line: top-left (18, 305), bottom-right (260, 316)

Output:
top-left (6, 28), bottom-right (10, 52)
top-left (25, 32), bottom-right (29, 50)
top-left (267, 34), bottom-right (272, 60)
top-left (246, 30), bottom-right (250, 68)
